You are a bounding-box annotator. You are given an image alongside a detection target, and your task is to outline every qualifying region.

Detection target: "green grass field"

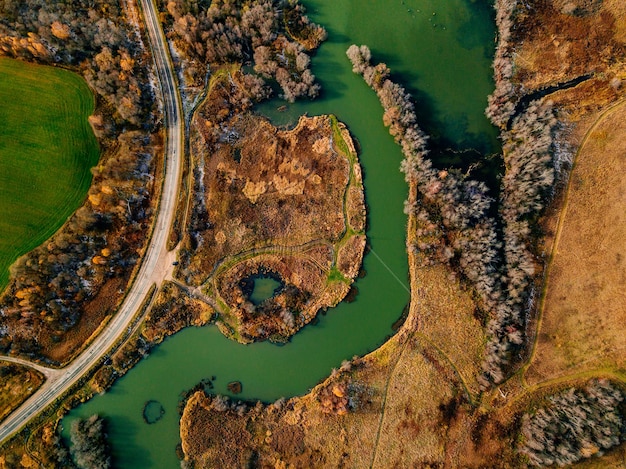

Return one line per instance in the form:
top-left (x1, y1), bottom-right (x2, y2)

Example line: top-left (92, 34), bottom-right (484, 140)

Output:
top-left (0, 57), bottom-right (99, 291)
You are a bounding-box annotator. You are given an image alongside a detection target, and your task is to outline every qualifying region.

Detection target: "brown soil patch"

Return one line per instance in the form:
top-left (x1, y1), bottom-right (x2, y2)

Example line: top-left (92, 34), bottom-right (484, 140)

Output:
top-left (526, 102), bottom-right (626, 385)
top-left (0, 361), bottom-right (44, 423)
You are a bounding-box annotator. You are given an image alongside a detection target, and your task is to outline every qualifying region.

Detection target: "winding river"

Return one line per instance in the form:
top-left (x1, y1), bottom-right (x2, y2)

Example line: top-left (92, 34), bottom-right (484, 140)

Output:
top-left (63, 1), bottom-right (498, 467)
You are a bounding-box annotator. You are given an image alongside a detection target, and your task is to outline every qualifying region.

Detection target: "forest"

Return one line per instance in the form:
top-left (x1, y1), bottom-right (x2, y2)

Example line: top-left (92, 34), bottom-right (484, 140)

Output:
top-left (520, 380), bottom-right (624, 466)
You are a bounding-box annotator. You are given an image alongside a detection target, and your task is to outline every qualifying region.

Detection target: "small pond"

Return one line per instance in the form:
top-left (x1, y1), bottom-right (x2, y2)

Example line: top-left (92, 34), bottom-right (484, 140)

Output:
top-left (241, 274), bottom-right (284, 305)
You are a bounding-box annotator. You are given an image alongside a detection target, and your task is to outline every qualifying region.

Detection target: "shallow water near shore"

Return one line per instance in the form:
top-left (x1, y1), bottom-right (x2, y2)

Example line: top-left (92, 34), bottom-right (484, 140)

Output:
top-left (63, 1), bottom-right (498, 467)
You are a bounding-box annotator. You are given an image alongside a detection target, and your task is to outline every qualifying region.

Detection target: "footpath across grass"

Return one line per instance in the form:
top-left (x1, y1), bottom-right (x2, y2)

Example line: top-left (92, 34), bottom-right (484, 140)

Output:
top-left (0, 57), bottom-right (99, 291)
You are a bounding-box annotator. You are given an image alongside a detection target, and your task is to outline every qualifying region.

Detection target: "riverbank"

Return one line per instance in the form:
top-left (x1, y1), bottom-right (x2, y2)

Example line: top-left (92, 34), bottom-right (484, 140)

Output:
top-left (178, 2), bottom-right (626, 467)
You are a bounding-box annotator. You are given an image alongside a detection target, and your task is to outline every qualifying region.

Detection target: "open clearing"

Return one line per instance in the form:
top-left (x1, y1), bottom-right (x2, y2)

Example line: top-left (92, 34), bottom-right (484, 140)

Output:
top-left (0, 57), bottom-right (99, 291)
top-left (525, 101), bottom-right (626, 386)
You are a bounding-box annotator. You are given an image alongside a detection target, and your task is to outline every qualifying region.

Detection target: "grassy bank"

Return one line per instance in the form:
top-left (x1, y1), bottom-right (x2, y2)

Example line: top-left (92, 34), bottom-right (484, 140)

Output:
top-left (0, 57), bottom-right (99, 291)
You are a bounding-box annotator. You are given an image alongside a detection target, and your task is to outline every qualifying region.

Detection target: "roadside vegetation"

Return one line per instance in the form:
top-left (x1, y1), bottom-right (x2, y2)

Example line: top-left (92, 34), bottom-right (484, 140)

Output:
top-left (0, 362), bottom-right (44, 423)
top-left (0, 0), bottom-right (161, 364)
top-left (0, 0), bottom-right (152, 126)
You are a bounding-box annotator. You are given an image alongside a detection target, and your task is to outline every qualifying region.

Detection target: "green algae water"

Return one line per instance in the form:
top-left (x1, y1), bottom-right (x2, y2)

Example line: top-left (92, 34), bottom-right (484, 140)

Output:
top-left (63, 1), bottom-right (497, 466)
top-left (248, 275), bottom-right (283, 305)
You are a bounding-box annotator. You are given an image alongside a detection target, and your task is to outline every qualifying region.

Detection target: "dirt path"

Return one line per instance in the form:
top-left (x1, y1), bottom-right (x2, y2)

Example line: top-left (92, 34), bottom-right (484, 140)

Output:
top-left (521, 98), bottom-right (626, 387)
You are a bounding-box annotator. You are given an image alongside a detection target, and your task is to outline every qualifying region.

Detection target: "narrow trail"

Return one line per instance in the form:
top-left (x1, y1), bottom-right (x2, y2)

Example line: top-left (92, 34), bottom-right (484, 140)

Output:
top-left (0, 356), bottom-right (60, 380)
top-left (520, 98), bottom-right (626, 388)
top-left (368, 332), bottom-right (414, 469)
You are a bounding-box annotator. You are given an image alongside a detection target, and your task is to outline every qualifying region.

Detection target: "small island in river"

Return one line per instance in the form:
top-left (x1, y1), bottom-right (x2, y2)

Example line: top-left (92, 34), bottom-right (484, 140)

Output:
top-left (177, 109), bottom-right (366, 343)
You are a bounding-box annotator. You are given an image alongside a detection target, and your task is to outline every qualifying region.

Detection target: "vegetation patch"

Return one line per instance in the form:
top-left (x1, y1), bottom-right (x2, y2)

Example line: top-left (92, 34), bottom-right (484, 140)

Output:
top-left (0, 0), bottom-right (159, 364)
top-left (142, 400), bottom-right (165, 424)
top-left (519, 379), bottom-right (624, 467)
top-left (0, 57), bottom-right (99, 291)
top-left (141, 282), bottom-right (215, 346)
top-left (0, 361), bottom-right (44, 423)
top-left (179, 111), bottom-right (366, 343)
top-left (69, 414), bottom-right (111, 469)
top-left (525, 101), bottom-right (626, 385)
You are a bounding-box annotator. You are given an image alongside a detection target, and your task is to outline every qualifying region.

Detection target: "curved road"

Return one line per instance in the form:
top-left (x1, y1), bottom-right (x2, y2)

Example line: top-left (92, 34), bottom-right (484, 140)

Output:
top-left (0, 0), bottom-right (182, 443)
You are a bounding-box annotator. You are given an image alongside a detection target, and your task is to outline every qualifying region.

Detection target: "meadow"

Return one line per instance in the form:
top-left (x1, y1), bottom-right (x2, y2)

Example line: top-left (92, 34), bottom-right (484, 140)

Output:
top-left (0, 57), bottom-right (99, 291)
top-left (525, 101), bottom-right (626, 386)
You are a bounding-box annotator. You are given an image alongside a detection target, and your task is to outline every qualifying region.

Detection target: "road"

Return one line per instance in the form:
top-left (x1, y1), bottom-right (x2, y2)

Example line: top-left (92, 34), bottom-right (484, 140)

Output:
top-left (0, 0), bottom-right (183, 443)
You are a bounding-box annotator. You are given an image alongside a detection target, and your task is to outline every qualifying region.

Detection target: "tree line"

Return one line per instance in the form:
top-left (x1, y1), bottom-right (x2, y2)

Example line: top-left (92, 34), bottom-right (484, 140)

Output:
top-left (346, 44), bottom-right (563, 387)
top-left (485, 0), bottom-right (520, 128)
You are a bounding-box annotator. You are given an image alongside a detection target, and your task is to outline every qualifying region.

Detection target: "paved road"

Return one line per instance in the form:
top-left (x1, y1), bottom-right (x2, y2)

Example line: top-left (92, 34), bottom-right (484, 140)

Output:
top-left (0, 0), bottom-right (183, 443)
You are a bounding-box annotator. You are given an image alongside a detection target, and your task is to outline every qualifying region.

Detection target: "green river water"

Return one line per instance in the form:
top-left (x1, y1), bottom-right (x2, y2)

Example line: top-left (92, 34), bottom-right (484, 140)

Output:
top-left (63, 1), bottom-right (498, 467)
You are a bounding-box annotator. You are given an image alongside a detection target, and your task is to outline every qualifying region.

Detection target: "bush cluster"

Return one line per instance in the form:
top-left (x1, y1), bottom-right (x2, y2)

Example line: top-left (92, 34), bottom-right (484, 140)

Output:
top-left (162, 0), bottom-right (325, 102)
top-left (69, 414), bottom-right (111, 469)
top-left (520, 380), bottom-right (625, 466)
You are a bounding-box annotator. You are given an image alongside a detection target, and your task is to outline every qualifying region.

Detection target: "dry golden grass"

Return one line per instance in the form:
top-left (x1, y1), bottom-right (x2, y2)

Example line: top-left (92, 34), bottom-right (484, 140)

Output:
top-left (372, 340), bottom-right (459, 468)
top-left (548, 76), bottom-right (624, 122)
top-left (411, 260), bottom-right (486, 398)
top-left (526, 102), bottom-right (626, 386)
top-left (0, 362), bottom-right (44, 423)
top-left (606, 0), bottom-right (626, 43)
top-left (513, 0), bottom-right (626, 91)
